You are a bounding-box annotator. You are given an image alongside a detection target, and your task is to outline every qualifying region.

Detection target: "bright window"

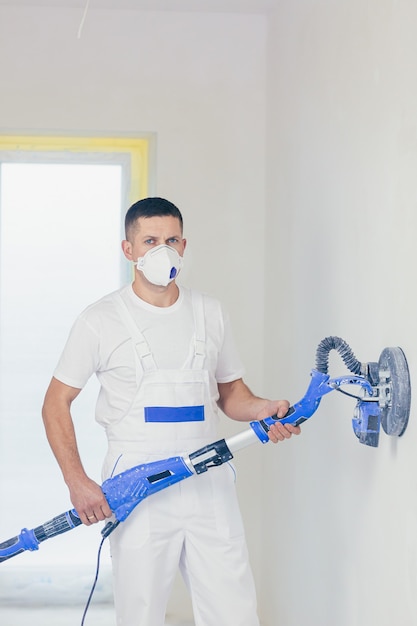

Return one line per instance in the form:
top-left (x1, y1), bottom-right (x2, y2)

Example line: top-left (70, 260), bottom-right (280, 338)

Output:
top-left (0, 136), bottom-right (150, 566)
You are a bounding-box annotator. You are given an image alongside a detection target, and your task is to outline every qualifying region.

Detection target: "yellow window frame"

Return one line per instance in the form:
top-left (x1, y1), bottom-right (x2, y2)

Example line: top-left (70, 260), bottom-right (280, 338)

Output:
top-left (0, 134), bottom-right (151, 205)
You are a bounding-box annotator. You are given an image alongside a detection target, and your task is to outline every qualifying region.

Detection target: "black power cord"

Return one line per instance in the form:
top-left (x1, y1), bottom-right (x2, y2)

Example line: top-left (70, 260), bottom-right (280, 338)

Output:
top-left (80, 520), bottom-right (120, 626)
top-left (80, 536), bottom-right (107, 626)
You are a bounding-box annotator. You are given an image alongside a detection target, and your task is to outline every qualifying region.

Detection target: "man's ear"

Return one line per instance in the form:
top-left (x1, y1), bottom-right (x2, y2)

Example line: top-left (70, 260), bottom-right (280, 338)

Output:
top-left (121, 239), bottom-right (133, 261)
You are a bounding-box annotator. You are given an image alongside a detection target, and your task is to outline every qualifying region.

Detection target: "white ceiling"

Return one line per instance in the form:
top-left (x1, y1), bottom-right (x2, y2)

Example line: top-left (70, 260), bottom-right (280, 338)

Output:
top-left (0, 0), bottom-right (279, 13)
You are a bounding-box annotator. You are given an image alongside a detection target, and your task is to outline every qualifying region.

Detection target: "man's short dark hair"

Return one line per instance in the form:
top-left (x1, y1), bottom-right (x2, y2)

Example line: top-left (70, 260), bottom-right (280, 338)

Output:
top-left (125, 197), bottom-right (183, 240)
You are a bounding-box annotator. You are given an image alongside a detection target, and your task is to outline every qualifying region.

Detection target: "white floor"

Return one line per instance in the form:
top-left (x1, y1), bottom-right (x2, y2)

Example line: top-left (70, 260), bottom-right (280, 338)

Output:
top-left (0, 605), bottom-right (116, 626)
top-left (0, 605), bottom-right (194, 626)
top-left (0, 565), bottom-right (194, 626)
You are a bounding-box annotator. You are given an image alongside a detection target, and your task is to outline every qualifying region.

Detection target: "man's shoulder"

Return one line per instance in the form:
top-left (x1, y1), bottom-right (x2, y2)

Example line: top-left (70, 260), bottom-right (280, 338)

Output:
top-left (183, 287), bottom-right (222, 310)
top-left (78, 285), bottom-right (130, 321)
top-left (183, 285), bottom-right (217, 302)
top-left (182, 287), bottom-right (226, 328)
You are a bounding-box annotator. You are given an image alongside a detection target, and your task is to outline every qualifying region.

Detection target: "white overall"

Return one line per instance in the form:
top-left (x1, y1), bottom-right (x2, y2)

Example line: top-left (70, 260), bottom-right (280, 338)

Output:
top-left (103, 291), bottom-right (260, 626)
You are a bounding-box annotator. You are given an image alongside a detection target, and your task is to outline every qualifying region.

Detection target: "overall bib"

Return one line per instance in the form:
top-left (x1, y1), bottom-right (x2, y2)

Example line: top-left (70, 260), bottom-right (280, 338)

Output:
top-left (104, 291), bottom-right (259, 626)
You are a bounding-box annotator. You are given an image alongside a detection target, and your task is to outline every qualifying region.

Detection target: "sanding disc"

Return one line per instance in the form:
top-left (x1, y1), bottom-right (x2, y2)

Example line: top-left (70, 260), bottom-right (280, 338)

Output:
top-left (378, 347), bottom-right (411, 437)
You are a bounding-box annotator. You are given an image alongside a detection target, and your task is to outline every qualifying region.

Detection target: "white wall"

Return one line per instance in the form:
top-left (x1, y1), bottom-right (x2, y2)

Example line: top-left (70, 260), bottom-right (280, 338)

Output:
top-left (0, 4), bottom-right (268, 620)
top-left (5, 3), bottom-right (416, 625)
top-left (263, 1), bottom-right (417, 625)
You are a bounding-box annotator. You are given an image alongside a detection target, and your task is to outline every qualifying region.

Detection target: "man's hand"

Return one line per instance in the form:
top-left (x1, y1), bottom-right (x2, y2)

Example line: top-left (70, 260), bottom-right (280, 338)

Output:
top-left (255, 400), bottom-right (301, 444)
top-left (267, 421), bottom-right (301, 443)
top-left (68, 477), bottom-right (113, 526)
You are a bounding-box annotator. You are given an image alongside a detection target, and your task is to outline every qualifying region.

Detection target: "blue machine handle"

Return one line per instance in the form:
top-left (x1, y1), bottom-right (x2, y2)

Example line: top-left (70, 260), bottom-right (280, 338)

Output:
top-left (0, 510), bottom-right (82, 563)
top-left (250, 369), bottom-right (374, 443)
top-left (0, 456), bottom-right (193, 563)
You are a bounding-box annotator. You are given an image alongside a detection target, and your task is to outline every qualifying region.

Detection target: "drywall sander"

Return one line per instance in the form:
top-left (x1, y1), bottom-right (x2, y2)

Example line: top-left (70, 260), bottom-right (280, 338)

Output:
top-left (0, 337), bottom-right (411, 563)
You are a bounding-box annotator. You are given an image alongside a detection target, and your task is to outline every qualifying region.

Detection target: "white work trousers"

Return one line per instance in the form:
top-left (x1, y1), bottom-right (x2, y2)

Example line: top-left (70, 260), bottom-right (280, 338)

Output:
top-left (109, 457), bottom-right (260, 626)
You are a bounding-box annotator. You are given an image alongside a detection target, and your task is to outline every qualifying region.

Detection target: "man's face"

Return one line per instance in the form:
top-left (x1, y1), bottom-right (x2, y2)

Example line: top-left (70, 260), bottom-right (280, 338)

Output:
top-left (122, 215), bottom-right (186, 264)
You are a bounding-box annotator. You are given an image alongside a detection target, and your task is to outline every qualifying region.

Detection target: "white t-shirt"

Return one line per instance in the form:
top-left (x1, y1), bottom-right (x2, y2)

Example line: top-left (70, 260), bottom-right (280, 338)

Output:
top-left (54, 285), bottom-right (245, 426)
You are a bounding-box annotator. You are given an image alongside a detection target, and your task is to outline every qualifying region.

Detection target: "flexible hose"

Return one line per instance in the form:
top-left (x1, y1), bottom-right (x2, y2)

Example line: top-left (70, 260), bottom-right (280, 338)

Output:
top-left (315, 336), bottom-right (363, 375)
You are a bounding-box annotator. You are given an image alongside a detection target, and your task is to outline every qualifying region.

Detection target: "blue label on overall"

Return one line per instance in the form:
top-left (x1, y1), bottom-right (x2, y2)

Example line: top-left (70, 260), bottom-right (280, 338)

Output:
top-left (144, 405), bottom-right (205, 423)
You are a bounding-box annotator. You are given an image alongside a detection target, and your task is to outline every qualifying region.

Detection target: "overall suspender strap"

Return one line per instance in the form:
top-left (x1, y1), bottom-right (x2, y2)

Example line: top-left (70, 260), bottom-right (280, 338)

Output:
top-left (112, 293), bottom-right (157, 372)
top-left (191, 290), bottom-right (206, 370)
top-left (113, 289), bottom-right (207, 373)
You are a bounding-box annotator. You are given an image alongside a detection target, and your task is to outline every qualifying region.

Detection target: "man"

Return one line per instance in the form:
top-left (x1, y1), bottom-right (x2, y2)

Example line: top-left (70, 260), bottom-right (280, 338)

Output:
top-left (42, 197), bottom-right (300, 626)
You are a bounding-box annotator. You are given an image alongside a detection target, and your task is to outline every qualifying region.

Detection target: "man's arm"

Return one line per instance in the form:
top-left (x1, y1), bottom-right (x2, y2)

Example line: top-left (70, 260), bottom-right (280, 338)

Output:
top-left (42, 377), bottom-right (112, 525)
top-left (217, 378), bottom-right (300, 443)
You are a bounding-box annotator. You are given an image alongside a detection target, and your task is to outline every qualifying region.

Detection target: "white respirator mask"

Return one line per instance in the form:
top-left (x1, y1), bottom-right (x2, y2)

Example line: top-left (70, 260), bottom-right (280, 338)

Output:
top-left (136, 244), bottom-right (183, 287)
